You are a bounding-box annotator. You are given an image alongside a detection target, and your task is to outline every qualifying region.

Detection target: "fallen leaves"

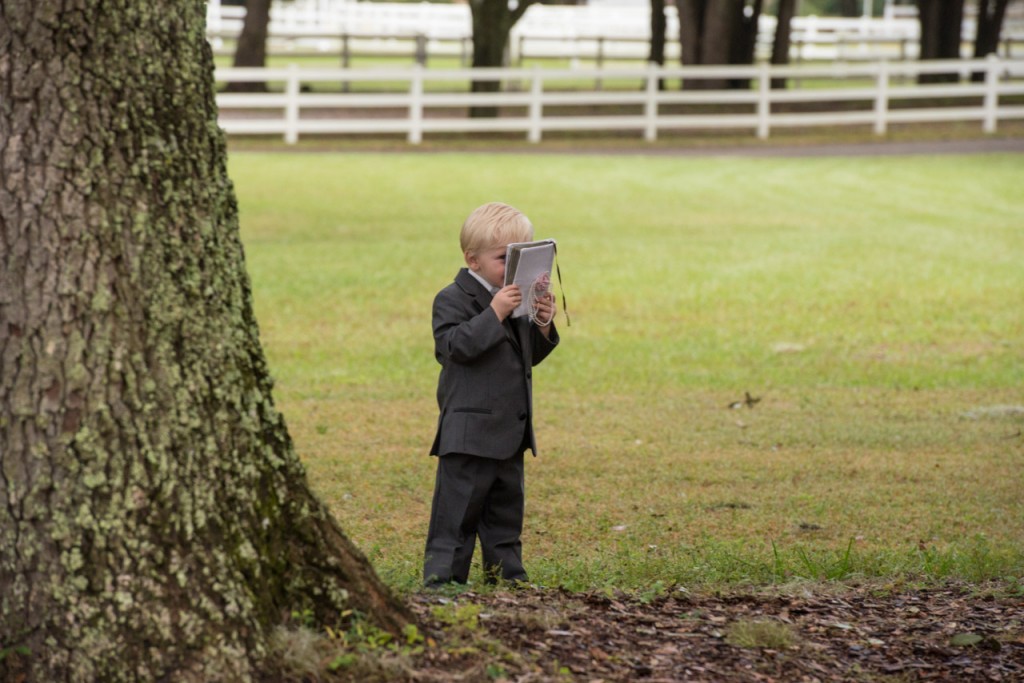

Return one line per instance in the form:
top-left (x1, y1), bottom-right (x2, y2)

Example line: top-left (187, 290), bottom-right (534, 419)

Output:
top-left (406, 581), bottom-right (1024, 682)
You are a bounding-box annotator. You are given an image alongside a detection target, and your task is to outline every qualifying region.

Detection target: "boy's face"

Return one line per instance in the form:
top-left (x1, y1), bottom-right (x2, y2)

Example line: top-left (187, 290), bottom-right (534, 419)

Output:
top-left (466, 245), bottom-right (508, 289)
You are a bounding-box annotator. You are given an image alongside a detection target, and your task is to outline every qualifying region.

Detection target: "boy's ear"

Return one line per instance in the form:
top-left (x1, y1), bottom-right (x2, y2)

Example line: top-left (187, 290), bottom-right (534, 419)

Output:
top-left (464, 251), bottom-right (478, 270)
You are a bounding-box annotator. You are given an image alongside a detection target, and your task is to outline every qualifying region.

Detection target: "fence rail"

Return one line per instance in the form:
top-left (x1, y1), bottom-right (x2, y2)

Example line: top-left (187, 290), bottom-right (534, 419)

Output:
top-left (215, 57), bottom-right (1024, 144)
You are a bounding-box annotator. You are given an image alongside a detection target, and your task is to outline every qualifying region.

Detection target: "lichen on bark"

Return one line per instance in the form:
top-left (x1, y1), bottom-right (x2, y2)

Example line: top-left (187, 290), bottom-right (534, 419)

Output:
top-left (0, 2), bottom-right (410, 681)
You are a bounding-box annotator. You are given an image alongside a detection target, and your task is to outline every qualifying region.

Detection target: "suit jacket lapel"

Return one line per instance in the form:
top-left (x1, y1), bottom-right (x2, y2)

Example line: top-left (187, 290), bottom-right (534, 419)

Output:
top-left (455, 267), bottom-right (523, 353)
top-left (509, 316), bottom-right (527, 355)
top-left (455, 268), bottom-right (492, 313)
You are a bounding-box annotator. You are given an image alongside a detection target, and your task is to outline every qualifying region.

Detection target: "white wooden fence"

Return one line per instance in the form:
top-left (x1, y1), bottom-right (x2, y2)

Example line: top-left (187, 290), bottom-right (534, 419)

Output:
top-left (215, 56), bottom-right (1024, 144)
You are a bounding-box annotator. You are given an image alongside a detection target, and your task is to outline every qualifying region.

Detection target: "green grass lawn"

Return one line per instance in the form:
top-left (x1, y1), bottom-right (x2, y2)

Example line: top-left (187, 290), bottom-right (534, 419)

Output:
top-left (231, 150), bottom-right (1024, 594)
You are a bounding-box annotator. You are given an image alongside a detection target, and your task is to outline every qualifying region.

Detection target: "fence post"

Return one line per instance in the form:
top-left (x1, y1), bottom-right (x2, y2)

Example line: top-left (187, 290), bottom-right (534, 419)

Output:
top-left (644, 62), bottom-right (658, 142)
top-left (983, 53), bottom-right (999, 134)
top-left (756, 61), bottom-right (770, 140)
top-left (285, 64), bottom-right (300, 144)
top-left (873, 59), bottom-right (889, 135)
top-left (596, 37), bottom-right (605, 90)
top-left (528, 66), bottom-right (543, 144)
top-left (409, 64), bottom-right (423, 145)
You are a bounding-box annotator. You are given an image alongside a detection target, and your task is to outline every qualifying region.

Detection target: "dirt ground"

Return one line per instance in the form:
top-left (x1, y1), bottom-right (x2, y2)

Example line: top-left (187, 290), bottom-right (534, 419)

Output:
top-left (407, 582), bottom-right (1024, 682)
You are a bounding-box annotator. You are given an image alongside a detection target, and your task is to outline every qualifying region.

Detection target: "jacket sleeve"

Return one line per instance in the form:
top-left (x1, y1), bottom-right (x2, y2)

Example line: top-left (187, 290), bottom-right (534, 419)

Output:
top-left (530, 322), bottom-right (559, 367)
top-left (433, 288), bottom-right (506, 365)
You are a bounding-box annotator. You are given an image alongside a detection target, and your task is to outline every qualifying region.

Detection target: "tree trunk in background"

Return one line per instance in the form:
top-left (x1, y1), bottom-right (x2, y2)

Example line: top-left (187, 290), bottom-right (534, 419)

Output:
top-left (678, 0), bottom-right (762, 90)
top-left (917, 0), bottom-right (965, 83)
top-left (728, 0), bottom-right (763, 89)
top-left (0, 2), bottom-right (411, 681)
top-left (972, 0), bottom-right (1011, 80)
top-left (469, 0), bottom-right (535, 117)
top-left (677, 0), bottom-right (708, 89)
top-left (771, 0), bottom-right (798, 89)
top-left (839, 0), bottom-right (861, 16)
top-left (650, 0), bottom-right (668, 90)
top-left (226, 0), bottom-right (272, 92)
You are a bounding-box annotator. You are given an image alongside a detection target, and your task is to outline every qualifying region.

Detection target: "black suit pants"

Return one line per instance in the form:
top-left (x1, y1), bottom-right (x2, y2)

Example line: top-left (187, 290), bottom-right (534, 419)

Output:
top-left (424, 452), bottom-right (527, 585)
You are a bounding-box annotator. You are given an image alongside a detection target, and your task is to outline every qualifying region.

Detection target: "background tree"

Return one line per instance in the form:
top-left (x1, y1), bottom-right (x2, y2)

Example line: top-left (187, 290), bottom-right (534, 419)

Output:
top-left (226, 0), bottom-right (273, 92)
top-left (650, 0), bottom-right (668, 90)
top-left (771, 0), bottom-right (799, 88)
top-left (916, 0), bottom-right (965, 82)
top-left (678, 0), bottom-right (764, 89)
top-left (0, 1), bottom-right (410, 680)
top-left (469, 0), bottom-right (538, 116)
top-left (973, 0), bottom-right (1012, 55)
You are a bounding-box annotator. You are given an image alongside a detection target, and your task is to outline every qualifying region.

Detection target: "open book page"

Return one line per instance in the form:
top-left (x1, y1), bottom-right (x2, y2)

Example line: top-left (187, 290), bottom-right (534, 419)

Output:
top-left (504, 239), bottom-right (556, 319)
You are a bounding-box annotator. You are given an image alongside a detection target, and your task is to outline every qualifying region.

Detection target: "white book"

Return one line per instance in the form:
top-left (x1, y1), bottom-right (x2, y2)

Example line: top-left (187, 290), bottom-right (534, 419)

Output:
top-left (504, 239), bottom-right (556, 319)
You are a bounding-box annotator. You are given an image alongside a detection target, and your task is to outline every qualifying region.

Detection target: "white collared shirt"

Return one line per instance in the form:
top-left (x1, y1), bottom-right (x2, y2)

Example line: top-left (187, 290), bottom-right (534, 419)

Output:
top-left (468, 269), bottom-right (499, 296)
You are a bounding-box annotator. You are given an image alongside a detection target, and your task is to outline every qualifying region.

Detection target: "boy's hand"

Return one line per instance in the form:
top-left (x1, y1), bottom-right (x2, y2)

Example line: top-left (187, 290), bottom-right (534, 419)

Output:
top-left (491, 285), bottom-right (522, 321)
top-left (532, 291), bottom-right (556, 330)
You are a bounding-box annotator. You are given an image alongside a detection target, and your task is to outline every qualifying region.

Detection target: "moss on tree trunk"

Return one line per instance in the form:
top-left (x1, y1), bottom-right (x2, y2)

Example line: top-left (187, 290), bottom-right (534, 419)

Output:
top-left (0, 2), bottom-right (410, 681)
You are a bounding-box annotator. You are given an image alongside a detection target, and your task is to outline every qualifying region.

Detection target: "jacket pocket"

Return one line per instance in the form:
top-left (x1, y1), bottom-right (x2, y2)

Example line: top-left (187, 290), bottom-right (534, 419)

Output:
top-left (452, 407), bottom-right (493, 415)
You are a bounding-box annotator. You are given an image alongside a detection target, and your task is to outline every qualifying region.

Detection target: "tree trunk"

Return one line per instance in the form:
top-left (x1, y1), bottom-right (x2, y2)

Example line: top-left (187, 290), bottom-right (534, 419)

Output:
top-left (650, 0), bottom-right (668, 90)
top-left (703, 0), bottom-right (740, 65)
top-left (771, 0), bottom-right (798, 89)
top-left (469, 0), bottom-right (534, 117)
top-left (839, 0), bottom-right (861, 16)
top-left (972, 0), bottom-right (1011, 80)
top-left (226, 0), bottom-right (272, 92)
top-left (728, 0), bottom-right (763, 89)
top-left (679, 0), bottom-right (760, 90)
top-left (696, 0), bottom-right (741, 89)
top-left (917, 0), bottom-right (965, 83)
top-left (677, 0), bottom-right (707, 89)
top-left (0, 2), bottom-right (411, 681)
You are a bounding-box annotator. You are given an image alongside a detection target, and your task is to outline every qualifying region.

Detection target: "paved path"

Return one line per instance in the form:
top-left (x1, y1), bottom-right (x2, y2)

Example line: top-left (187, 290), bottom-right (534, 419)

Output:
top-left (468, 136), bottom-right (1024, 158)
top-left (231, 134), bottom-right (1024, 157)
top-left (639, 136), bottom-right (1024, 158)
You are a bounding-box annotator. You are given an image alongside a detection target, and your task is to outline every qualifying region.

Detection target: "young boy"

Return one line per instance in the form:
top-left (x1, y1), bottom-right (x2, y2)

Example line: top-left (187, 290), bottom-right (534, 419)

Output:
top-left (424, 202), bottom-right (559, 588)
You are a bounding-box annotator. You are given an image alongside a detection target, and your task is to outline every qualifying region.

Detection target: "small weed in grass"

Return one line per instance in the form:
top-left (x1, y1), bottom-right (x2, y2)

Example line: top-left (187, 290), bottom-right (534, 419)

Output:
top-left (430, 603), bottom-right (483, 633)
top-left (725, 619), bottom-right (799, 649)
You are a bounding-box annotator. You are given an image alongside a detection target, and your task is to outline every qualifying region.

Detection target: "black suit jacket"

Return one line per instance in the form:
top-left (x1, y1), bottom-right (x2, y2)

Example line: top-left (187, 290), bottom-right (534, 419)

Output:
top-left (430, 268), bottom-right (559, 459)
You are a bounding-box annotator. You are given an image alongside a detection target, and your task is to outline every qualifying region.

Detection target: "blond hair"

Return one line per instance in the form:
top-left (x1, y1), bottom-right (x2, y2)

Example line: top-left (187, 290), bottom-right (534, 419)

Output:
top-left (459, 202), bottom-right (534, 255)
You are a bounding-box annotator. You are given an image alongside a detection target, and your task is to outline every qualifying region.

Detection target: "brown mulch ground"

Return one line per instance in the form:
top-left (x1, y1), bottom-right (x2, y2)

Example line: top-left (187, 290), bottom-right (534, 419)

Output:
top-left (407, 583), bottom-right (1024, 682)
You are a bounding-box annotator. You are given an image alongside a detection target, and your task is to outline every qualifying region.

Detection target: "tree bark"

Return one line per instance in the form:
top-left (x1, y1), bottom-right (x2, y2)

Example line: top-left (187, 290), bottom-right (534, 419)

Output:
top-left (728, 0), bottom-right (763, 89)
top-left (771, 0), bottom-right (798, 89)
top-left (226, 0), bottom-right (272, 92)
top-left (839, 0), bottom-right (861, 16)
top-left (677, 0), bottom-right (707, 89)
top-left (917, 0), bottom-right (965, 83)
top-left (971, 0), bottom-right (1011, 80)
top-left (650, 0), bottom-right (668, 90)
top-left (469, 0), bottom-right (535, 117)
top-left (0, 2), bottom-right (411, 681)
top-left (678, 0), bottom-right (761, 90)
